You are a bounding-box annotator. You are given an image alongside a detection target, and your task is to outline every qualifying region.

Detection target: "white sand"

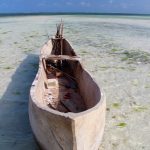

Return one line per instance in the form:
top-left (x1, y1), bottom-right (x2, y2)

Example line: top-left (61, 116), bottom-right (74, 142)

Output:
top-left (0, 15), bottom-right (150, 150)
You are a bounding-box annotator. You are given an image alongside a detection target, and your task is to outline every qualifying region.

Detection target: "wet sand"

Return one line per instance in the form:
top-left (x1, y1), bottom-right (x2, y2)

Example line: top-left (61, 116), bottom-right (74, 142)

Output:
top-left (0, 15), bottom-right (150, 150)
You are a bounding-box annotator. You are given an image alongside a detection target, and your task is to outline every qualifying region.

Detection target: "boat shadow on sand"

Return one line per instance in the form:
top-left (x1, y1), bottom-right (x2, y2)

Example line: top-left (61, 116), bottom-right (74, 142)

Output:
top-left (0, 54), bottom-right (40, 150)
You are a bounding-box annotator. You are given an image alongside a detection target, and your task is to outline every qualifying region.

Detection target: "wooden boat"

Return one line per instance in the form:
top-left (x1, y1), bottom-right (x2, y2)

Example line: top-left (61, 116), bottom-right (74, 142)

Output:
top-left (29, 23), bottom-right (106, 150)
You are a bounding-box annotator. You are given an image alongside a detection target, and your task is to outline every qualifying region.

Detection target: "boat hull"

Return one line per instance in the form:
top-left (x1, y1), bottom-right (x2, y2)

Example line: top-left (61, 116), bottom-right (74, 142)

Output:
top-left (29, 91), bottom-right (106, 150)
top-left (29, 39), bottom-right (106, 150)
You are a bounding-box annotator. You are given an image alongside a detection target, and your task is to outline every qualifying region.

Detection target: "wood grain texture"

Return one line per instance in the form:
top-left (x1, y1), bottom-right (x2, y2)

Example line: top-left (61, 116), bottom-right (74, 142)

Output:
top-left (29, 38), bottom-right (106, 150)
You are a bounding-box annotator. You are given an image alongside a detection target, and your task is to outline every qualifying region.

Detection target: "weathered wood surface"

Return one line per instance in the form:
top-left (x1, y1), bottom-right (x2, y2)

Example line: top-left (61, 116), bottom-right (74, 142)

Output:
top-left (44, 55), bottom-right (81, 61)
top-left (29, 37), bottom-right (106, 150)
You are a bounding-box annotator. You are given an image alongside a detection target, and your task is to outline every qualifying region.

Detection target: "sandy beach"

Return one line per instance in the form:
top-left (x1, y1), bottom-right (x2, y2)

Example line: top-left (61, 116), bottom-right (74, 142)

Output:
top-left (0, 15), bottom-right (150, 150)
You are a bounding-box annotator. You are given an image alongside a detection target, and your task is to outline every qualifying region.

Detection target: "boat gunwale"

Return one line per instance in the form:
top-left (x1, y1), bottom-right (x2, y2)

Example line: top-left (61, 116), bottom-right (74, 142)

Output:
top-left (30, 66), bottom-right (106, 120)
top-left (30, 38), bottom-right (106, 119)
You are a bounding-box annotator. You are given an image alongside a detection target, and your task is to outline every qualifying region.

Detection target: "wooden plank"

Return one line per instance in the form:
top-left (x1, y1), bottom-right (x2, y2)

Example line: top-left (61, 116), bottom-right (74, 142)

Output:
top-left (45, 55), bottom-right (80, 61)
top-left (61, 99), bottom-right (79, 113)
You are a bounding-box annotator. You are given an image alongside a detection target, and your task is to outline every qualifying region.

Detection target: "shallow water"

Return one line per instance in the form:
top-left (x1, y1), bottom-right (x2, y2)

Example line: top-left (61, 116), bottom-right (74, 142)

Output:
top-left (0, 15), bottom-right (150, 150)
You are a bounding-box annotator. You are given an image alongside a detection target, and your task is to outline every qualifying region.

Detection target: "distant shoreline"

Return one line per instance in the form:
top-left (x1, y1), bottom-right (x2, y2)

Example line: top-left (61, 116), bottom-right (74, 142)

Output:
top-left (0, 12), bottom-right (150, 17)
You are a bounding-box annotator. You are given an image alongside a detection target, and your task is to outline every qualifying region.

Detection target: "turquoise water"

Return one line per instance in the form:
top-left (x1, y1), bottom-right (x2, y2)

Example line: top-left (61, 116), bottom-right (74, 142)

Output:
top-left (0, 15), bottom-right (150, 150)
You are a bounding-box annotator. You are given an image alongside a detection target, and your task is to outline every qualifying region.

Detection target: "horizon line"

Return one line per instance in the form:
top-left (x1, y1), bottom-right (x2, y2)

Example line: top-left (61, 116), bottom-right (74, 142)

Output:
top-left (0, 12), bottom-right (150, 17)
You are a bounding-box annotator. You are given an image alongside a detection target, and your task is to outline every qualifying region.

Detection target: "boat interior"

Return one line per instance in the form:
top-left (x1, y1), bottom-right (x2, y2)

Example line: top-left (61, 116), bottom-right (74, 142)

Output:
top-left (35, 23), bottom-right (101, 113)
top-left (42, 57), bottom-right (86, 113)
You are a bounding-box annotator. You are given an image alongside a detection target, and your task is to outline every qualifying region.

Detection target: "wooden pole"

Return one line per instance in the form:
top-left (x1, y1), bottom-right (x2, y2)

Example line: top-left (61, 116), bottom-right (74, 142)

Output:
top-left (47, 63), bottom-right (77, 82)
top-left (60, 22), bottom-right (63, 55)
top-left (60, 21), bottom-right (63, 67)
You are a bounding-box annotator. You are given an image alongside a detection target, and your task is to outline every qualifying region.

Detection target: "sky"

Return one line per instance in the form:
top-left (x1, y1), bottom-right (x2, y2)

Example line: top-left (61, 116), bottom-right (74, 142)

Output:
top-left (0, 0), bottom-right (150, 14)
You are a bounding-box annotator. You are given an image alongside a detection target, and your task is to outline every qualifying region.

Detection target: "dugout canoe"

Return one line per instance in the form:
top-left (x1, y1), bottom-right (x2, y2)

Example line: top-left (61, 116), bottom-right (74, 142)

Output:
top-left (29, 23), bottom-right (106, 150)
